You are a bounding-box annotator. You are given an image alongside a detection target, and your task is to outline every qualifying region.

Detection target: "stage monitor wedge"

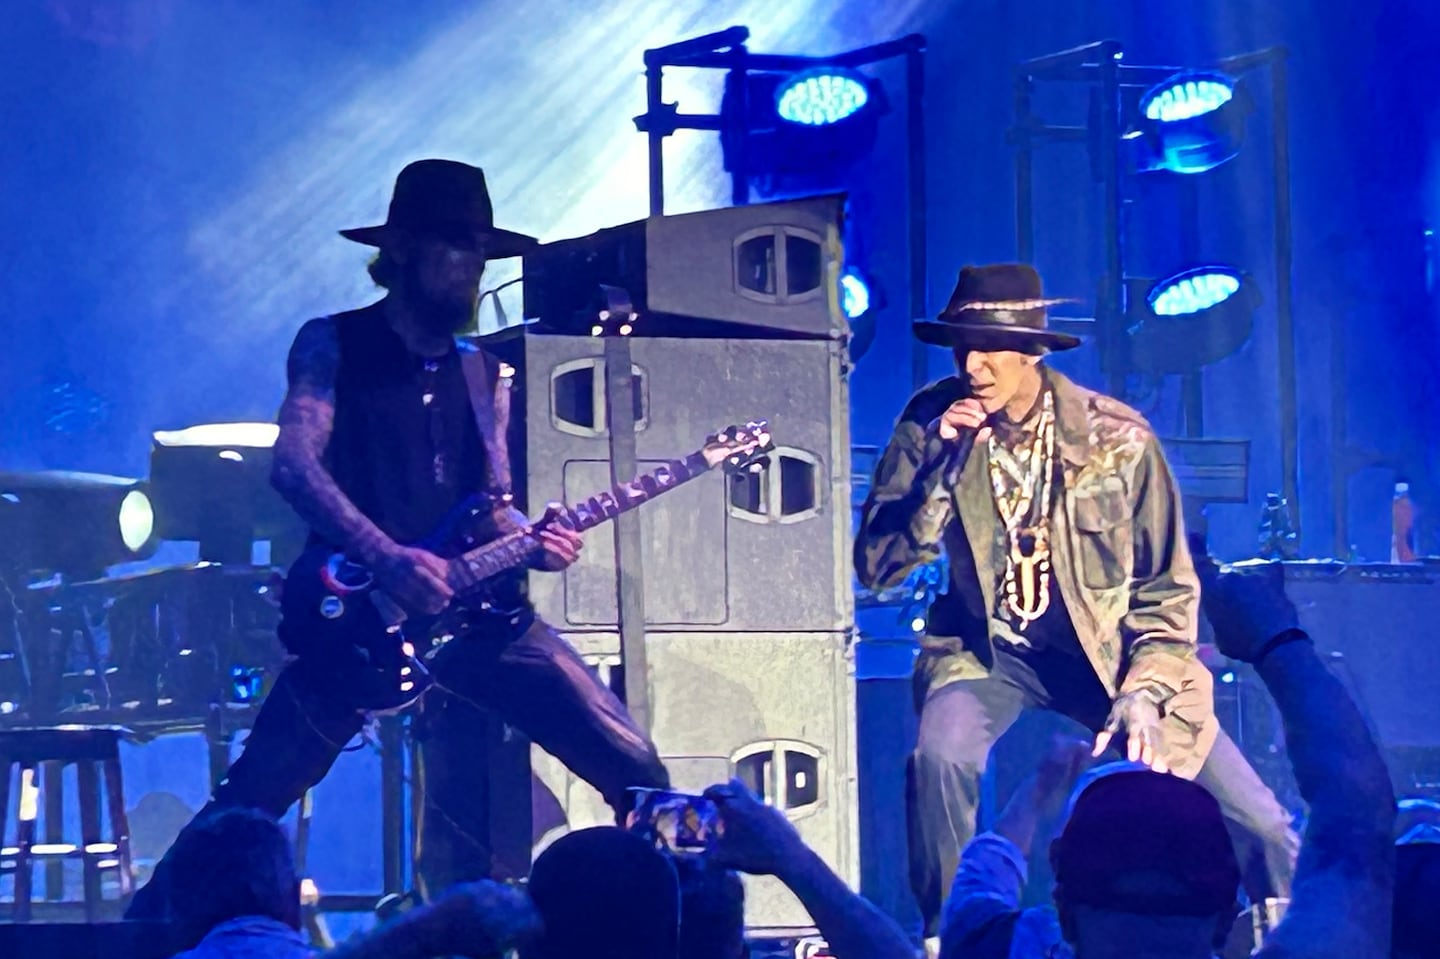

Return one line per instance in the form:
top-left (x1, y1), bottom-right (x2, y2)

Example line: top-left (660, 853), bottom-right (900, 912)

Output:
top-left (522, 194), bottom-right (848, 339)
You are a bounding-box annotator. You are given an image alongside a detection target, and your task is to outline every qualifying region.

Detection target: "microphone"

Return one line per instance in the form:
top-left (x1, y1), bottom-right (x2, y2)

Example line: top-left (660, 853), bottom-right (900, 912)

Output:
top-left (939, 423), bottom-right (980, 488)
top-left (914, 418), bottom-right (982, 502)
top-left (916, 381), bottom-right (985, 498)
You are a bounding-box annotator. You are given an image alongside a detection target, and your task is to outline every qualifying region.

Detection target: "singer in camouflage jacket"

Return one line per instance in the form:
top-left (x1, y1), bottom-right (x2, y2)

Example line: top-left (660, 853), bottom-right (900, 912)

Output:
top-left (855, 367), bottom-right (1218, 778)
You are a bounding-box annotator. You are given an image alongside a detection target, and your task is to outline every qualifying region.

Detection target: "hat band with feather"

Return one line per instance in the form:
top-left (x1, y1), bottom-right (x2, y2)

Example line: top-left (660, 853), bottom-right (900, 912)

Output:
top-left (948, 297), bottom-right (1074, 313)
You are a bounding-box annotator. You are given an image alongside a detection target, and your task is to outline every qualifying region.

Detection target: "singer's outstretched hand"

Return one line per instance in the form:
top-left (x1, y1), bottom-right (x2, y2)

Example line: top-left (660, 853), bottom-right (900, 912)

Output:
top-left (937, 398), bottom-right (992, 445)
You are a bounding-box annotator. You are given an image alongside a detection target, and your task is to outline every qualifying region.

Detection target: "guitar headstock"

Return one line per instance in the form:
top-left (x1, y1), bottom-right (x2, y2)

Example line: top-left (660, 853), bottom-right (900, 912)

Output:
top-left (702, 419), bottom-right (774, 474)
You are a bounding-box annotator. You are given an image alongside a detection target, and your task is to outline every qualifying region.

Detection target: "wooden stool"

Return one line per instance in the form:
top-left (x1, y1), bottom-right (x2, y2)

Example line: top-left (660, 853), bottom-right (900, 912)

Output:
top-left (0, 726), bottom-right (134, 921)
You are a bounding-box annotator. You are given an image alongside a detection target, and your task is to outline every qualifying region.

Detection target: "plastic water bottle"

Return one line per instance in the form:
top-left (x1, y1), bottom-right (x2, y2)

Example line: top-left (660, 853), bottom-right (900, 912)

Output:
top-left (1392, 481), bottom-right (1417, 563)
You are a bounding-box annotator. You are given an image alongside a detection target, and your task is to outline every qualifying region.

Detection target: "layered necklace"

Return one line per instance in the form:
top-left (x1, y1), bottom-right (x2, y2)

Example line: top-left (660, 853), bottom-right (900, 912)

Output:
top-left (986, 389), bottom-right (1057, 630)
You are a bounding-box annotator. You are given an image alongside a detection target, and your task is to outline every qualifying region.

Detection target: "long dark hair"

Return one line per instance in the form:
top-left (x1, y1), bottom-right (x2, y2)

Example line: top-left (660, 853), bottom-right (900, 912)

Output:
top-left (368, 247), bottom-right (401, 289)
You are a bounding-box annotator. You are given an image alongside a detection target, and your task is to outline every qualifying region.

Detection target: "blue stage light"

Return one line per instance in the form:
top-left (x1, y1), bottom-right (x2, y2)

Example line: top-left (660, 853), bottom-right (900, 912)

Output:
top-left (1131, 71), bottom-right (1248, 175)
top-left (1149, 267), bottom-right (1242, 316)
top-left (1142, 73), bottom-right (1235, 122)
top-left (840, 268), bottom-right (871, 319)
top-left (1125, 267), bottom-right (1257, 375)
top-left (721, 69), bottom-right (887, 195)
top-left (776, 68), bottom-right (871, 126)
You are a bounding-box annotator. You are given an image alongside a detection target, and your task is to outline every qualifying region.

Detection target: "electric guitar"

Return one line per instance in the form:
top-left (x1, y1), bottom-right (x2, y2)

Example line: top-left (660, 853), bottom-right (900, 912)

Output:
top-left (277, 421), bottom-right (773, 710)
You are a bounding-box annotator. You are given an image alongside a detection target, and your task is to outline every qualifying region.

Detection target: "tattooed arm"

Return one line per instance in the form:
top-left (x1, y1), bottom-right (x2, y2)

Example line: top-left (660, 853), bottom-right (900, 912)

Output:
top-left (269, 317), bottom-right (396, 565)
top-left (270, 316), bottom-right (449, 607)
top-left (480, 355), bottom-right (581, 573)
top-left (271, 317), bottom-right (453, 614)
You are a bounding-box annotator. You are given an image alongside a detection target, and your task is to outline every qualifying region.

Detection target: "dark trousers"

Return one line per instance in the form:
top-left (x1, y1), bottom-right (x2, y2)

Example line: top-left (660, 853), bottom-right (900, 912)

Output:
top-left (126, 618), bottom-right (668, 918)
top-left (906, 650), bottom-right (1299, 936)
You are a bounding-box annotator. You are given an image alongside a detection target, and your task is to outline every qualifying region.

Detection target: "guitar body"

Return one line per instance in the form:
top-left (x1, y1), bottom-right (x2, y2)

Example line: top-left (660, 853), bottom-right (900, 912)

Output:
top-left (277, 492), bottom-right (527, 711)
top-left (274, 422), bottom-right (772, 712)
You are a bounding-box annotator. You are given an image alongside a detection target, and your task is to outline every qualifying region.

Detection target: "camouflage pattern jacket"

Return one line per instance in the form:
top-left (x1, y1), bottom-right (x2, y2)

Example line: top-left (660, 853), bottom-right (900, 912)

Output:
top-left (855, 368), bottom-right (1217, 778)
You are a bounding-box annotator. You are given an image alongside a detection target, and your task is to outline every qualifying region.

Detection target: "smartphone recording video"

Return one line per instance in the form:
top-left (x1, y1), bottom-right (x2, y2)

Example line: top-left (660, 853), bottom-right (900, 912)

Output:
top-left (625, 787), bottom-right (719, 855)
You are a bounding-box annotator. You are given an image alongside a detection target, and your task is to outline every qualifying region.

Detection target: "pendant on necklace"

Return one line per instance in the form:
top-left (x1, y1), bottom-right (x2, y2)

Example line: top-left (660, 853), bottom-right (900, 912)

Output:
top-left (1003, 525), bottom-right (1052, 629)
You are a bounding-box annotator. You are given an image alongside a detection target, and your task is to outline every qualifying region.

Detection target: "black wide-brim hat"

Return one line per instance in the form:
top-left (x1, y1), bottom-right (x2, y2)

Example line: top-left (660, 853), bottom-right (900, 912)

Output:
top-left (339, 159), bottom-right (538, 259)
top-left (913, 263), bottom-right (1081, 354)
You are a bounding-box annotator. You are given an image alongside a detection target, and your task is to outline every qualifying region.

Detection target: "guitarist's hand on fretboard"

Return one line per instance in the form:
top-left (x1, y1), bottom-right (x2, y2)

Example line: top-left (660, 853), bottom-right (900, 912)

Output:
top-left (528, 503), bottom-right (584, 572)
top-left (373, 543), bottom-right (454, 615)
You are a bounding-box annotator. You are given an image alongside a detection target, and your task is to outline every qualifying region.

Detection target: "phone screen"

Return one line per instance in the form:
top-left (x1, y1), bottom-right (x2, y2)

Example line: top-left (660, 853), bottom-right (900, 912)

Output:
top-left (625, 787), bottom-right (719, 855)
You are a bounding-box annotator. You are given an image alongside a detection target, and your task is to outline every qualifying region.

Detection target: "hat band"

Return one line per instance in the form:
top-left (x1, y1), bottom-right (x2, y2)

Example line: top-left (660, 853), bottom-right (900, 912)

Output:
top-left (953, 298), bottom-right (1066, 312)
top-left (941, 308), bottom-right (1048, 331)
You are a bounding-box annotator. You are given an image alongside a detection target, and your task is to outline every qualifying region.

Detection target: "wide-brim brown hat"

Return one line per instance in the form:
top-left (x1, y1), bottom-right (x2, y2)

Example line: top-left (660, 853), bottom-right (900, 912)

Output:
top-left (339, 159), bottom-right (538, 259)
top-left (913, 263), bottom-right (1081, 354)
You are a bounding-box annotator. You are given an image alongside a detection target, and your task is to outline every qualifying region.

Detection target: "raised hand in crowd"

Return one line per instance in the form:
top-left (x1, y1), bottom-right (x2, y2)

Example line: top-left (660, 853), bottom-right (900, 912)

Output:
top-left (705, 780), bottom-right (914, 959)
top-left (1196, 558), bottom-right (1301, 664)
top-left (1197, 558), bottom-right (1395, 959)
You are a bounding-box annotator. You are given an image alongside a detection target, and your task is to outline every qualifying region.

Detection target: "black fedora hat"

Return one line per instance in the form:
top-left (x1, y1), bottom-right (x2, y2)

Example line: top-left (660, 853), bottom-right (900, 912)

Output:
top-left (339, 159), bottom-right (538, 259)
top-left (913, 263), bottom-right (1081, 354)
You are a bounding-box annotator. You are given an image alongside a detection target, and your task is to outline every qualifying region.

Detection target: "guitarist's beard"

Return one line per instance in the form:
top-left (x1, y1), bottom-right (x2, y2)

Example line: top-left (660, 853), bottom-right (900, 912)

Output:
top-left (405, 261), bottom-right (480, 336)
top-left (412, 289), bottom-right (479, 337)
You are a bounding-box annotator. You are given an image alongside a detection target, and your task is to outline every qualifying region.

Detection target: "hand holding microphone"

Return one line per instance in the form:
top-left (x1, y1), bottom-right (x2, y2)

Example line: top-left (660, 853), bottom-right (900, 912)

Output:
top-left (927, 397), bottom-right (992, 490)
top-left (937, 397), bottom-right (993, 446)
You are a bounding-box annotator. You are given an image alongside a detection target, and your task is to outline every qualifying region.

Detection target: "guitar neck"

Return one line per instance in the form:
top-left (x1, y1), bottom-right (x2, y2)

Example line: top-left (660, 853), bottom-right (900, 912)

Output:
top-left (448, 450), bottom-right (713, 593)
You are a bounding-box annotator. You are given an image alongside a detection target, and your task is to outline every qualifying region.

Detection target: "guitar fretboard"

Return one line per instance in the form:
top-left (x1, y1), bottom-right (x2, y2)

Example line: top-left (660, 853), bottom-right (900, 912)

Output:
top-left (446, 451), bottom-right (713, 597)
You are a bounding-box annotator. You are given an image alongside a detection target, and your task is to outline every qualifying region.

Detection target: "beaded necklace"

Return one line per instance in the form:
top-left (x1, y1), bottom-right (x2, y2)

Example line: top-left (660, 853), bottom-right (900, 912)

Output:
top-left (986, 389), bottom-right (1057, 630)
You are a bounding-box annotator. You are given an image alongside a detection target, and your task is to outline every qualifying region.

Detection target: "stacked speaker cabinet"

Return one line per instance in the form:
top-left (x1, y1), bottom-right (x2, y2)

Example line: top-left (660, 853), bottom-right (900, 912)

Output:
top-left (520, 335), bottom-right (853, 634)
top-left (1281, 563), bottom-right (1440, 794)
top-left (513, 195), bottom-right (860, 936)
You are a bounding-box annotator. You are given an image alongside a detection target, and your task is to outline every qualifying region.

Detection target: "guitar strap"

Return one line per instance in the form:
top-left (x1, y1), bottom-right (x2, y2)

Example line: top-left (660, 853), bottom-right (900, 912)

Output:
top-left (458, 340), bottom-right (513, 497)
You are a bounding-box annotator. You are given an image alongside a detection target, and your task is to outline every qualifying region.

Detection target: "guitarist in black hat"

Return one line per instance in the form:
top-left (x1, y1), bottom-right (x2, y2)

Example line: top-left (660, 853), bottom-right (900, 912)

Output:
top-left (855, 264), bottom-right (1298, 941)
top-left (128, 159), bottom-right (670, 918)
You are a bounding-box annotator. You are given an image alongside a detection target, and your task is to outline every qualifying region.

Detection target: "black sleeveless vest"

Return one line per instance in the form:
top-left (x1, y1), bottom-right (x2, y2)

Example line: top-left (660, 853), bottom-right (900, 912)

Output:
top-left (324, 305), bottom-right (488, 547)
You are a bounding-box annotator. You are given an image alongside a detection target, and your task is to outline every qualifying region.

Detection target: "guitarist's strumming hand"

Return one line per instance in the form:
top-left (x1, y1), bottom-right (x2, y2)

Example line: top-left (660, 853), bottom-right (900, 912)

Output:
top-left (529, 503), bottom-right (583, 572)
top-left (372, 543), bottom-right (454, 616)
